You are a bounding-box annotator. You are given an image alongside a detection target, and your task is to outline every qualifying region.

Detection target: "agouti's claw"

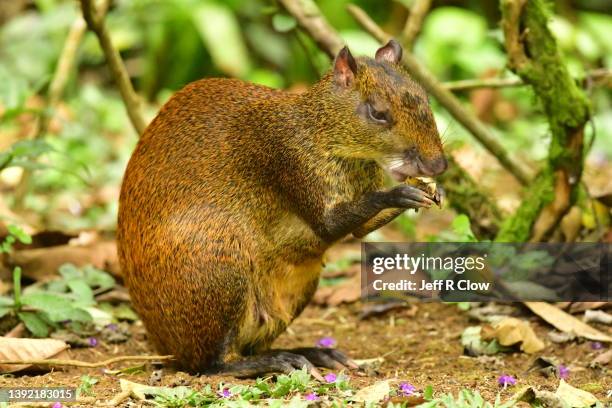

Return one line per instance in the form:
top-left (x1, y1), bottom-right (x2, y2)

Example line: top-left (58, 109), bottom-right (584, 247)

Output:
top-left (434, 185), bottom-right (445, 208)
top-left (310, 367), bottom-right (325, 382)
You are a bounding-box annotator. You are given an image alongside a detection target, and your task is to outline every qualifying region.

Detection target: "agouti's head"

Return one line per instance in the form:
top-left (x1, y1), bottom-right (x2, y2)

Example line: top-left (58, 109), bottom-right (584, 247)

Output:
top-left (318, 40), bottom-right (447, 180)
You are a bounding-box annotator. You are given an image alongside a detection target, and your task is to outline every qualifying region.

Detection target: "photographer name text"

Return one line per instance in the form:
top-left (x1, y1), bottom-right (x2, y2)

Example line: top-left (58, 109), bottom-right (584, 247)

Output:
top-left (371, 279), bottom-right (491, 291)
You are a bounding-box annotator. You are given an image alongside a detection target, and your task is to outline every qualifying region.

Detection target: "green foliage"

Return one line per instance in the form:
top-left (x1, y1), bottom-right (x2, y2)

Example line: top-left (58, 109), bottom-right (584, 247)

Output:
top-left (417, 389), bottom-right (515, 408)
top-left (430, 214), bottom-right (478, 242)
top-left (420, 7), bottom-right (506, 79)
top-left (77, 375), bottom-right (99, 397)
top-left (0, 224), bottom-right (31, 253)
top-left (0, 263), bottom-right (116, 337)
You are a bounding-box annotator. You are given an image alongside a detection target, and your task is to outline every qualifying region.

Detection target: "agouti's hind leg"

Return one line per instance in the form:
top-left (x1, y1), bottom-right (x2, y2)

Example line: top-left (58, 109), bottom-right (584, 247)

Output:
top-left (213, 348), bottom-right (358, 379)
top-left (281, 347), bottom-right (359, 370)
top-left (212, 351), bottom-right (325, 380)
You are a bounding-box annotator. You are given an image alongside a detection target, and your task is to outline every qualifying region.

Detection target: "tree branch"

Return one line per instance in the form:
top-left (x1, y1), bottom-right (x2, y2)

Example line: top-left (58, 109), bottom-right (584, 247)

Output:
top-left (346, 3), bottom-right (532, 186)
top-left (277, 0), bottom-right (344, 58)
top-left (0, 355), bottom-right (173, 368)
top-left (79, 0), bottom-right (147, 136)
top-left (497, 0), bottom-right (591, 242)
top-left (399, 0), bottom-right (432, 51)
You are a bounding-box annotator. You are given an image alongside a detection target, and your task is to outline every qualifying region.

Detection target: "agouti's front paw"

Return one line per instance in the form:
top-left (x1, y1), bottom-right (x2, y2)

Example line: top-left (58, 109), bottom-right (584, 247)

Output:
top-left (383, 184), bottom-right (436, 210)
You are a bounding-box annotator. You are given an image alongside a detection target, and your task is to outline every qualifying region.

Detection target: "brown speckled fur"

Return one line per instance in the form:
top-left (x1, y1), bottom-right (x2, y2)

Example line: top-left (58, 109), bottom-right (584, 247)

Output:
top-left (117, 48), bottom-right (444, 373)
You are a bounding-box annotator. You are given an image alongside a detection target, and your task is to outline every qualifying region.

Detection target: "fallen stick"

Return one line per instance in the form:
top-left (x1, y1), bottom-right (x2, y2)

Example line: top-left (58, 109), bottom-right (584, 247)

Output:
top-left (0, 354), bottom-right (173, 368)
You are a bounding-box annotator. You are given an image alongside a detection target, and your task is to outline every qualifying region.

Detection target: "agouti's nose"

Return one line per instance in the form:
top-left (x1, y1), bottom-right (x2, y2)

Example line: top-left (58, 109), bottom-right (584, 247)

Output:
top-left (429, 156), bottom-right (448, 176)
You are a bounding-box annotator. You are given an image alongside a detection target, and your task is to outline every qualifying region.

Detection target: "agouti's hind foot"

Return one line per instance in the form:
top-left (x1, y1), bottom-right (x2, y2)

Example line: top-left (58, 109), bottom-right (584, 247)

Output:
top-left (287, 347), bottom-right (359, 371)
top-left (216, 351), bottom-right (325, 381)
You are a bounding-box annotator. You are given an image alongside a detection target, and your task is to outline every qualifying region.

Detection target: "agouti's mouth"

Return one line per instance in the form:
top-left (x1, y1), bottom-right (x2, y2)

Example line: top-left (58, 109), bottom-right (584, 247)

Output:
top-left (388, 161), bottom-right (423, 182)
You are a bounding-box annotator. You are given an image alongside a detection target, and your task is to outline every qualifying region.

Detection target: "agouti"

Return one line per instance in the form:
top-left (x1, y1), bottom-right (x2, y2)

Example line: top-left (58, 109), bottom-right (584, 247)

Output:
top-left (117, 40), bottom-right (447, 377)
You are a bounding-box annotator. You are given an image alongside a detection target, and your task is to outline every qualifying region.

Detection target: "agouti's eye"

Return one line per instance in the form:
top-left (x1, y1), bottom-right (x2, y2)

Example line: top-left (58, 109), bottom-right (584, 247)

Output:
top-left (366, 103), bottom-right (390, 125)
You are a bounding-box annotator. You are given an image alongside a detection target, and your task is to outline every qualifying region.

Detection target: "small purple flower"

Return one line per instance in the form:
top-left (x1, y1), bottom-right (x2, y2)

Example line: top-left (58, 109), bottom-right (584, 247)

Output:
top-left (51, 403), bottom-right (63, 408)
top-left (218, 388), bottom-right (231, 398)
top-left (591, 342), bottom-right (603, 350)
top-left (399, 382), bottom-right (417, 396)
top-left (498, 375), bottom-right (516, 388)
top-left (105, 323), bottom-right (118, 331)
top-left (324, 373), bottom-right (337, 383)
top-left (305, 392), bottom-right (319, 401)
top-left (316, 337), bottom-right (336, 348)
top-left (87, 337), bottom-right (98, 347)
top-left (557, 365), bottom-right (570, 379)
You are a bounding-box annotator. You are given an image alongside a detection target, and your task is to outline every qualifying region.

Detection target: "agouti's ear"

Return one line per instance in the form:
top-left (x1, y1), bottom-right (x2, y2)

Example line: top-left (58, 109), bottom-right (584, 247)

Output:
top-left (334, 46), bottom-right (357, 87)
top-left (375, 39), bottom-right (403, 64)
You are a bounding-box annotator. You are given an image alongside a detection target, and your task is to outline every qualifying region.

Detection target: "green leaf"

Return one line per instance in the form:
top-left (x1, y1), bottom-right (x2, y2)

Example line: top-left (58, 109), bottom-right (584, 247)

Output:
top-left (58, 263), bottom-right (82, 281)
top-left (192, 2), bottom-right (251, 78)
top-left (67, 279), bottom-right (95, 306)
top-left (0, 296), bottom-right (14, 306)
top-left (451, 214), bottom-right (477, 242)
top-left (83, 265), bottom-right (115, 290)
top-left (18, 312), bottom-right (50, 337)
top-left (271, 14), bottom-right (297, 33)
top-left (7, 225), bottom-right (32, 245)
top-left (0, 306), bottom-right (11, 319)
top-left (21, 292), bottom-right (92, 323)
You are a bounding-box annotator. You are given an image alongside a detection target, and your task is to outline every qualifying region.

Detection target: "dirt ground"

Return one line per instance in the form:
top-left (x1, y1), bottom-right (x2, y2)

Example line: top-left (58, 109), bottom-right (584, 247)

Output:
top-left (1, 300), bottom-right (610, 406)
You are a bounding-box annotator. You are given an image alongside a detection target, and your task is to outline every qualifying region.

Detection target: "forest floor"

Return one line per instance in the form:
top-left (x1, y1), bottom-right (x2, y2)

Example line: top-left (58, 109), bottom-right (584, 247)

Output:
top-left (1, 299), bottom-right (610, 406)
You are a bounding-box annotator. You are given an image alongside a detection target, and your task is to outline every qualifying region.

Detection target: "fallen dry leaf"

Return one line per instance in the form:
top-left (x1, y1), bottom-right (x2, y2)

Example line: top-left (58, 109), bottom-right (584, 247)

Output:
top-left (583, 310), bottom-right (612, 325)
top-left (351, 380), bottom-right (391, 404)
top-left (0, 337), bottom-right (69, 373)
top-left (555, 379), bottom-right (599, 407)
top-left (568, 302), bottom-right (608, 314)
top-left (313, 275), bottom-right (360, 306)
top-left (485, 317), bottom-right (545, 353)
top-left (524, 302), bottom-right (612, 342)
top-left (591, 349), bottom-right (611, 366)
top-left (10, 240), bottom-right (119, 281)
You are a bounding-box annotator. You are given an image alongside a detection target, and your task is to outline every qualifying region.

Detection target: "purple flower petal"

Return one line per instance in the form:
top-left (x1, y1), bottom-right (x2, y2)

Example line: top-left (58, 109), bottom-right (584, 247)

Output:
top-left (558, 365), bottom-right (570, 379)
top-left (218, 388), bottom-right (231, 398)
top-left (88, 337), bottom-right (98, 347)
top-left (316, 337), bottom-right (336, 348)
top-left (105, 323), bottom-right (118, 331)
top-left (498, 374), bottom-right (516, 387)
top-left (324, 373), bottom-right (337, 383)
top-left (305, 392), bottom-right (319, 401)
top-left (51, 403), bottom-right (63, 408)
top-left (399, 382), bottom-right (417, 396)
top-left (591, 342), bottom-right (603, 350)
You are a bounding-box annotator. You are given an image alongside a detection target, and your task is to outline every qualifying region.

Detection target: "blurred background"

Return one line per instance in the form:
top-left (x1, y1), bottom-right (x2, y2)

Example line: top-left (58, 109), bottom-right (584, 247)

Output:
top-left (0, 0), bottom-right (610, 239)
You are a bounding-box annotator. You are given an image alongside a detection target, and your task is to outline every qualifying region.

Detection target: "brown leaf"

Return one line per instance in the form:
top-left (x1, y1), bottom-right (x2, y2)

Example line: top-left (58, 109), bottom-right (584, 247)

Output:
top-left (486, 317), bottom-right (545, 354)
top-left (10, 240), bottom-right (119, 281)
top-left (0, 337), bottom-right (69, 373)
top-left (568, 302), bottom-right (609, 314)
top-left (524, 302), bottom-right (612, 342)
top-left (591, 349), bottom-right (611, 367)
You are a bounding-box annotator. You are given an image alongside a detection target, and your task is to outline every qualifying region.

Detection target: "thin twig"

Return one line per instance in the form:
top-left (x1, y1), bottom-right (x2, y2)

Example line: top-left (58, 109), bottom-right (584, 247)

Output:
top-left (442, 69), bottom-right (612, 91)
top-left (0, 355), bottom-right (173, 367)
top-left (346, 3), bottom-right (532, 185)
top-left (278, 0), bottom-right (344, 58)
top-left (443, 77), bottom-right (524, 91)
top-left (399, 0), bottom-right (431, 51)
top-left (80, 0), bottom-right (147, 135)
